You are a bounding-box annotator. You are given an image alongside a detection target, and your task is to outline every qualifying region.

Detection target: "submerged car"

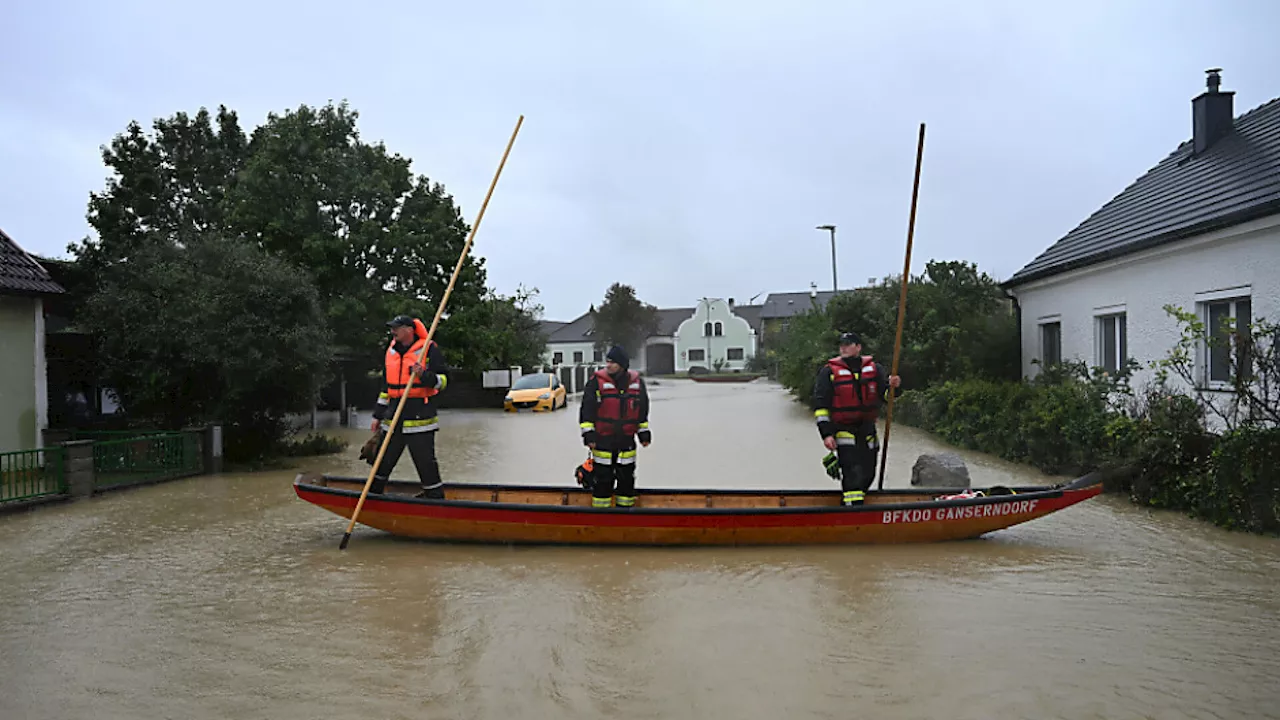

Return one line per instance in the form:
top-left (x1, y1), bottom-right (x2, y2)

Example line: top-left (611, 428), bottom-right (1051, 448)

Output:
top-left (503, 372), bottom-right (567, 412)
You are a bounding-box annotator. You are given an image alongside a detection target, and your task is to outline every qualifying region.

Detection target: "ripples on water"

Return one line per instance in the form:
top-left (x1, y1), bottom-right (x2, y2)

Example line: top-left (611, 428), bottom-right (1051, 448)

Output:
top-left (1, 381), bottom-right (1278, 719)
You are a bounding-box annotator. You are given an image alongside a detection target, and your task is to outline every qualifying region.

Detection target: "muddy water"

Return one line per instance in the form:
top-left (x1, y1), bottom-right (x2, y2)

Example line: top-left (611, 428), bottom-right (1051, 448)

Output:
top-left (2, 379), bottom-right (1278, 719)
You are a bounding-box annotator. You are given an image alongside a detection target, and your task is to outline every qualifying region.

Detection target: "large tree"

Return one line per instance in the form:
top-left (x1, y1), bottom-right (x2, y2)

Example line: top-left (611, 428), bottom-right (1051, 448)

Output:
top-left (590, 283), bottom-right (660, 357)
top-left (72, 101), bottom-right (488, 357)
top-left (224, 102), bottom-right (486, 352)
top-left (83, 234), bottom-right (333, 461)
top-left (75, 106), bottom-right (248, 276)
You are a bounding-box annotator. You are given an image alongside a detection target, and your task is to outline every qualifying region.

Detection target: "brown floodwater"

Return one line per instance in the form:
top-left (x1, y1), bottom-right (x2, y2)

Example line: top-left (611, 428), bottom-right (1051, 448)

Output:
top-left (2, 379), bottom-right (1278, 719)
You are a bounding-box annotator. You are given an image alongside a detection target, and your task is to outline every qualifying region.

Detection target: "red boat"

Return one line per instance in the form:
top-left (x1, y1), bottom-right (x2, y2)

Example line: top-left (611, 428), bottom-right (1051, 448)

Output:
top-left (294, 471), bottom-right (1104, 546)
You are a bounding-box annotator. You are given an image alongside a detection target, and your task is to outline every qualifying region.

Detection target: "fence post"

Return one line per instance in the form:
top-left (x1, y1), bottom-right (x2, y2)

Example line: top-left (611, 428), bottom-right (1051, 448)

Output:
top-left (62, 439), bottom-right (95, 499)
top-left (203, 424), bottom-right (223, 474)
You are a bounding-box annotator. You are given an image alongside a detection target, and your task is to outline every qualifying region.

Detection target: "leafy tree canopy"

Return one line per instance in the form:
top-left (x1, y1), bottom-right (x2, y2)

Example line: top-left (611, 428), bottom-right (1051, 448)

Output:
top-left (84, 233), bottom-right (333, 461)
top-left (589, 283), bottom-right (660, 358)
top-left (772, 259), bottom-right (1019, 402)
top-left (72, 100), bottom-right (488, 356)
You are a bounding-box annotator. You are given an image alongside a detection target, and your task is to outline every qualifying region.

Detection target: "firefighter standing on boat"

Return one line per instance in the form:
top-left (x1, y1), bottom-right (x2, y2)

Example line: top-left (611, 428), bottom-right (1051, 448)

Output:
top-left (812, 331), bottom-right (901, 506)
top-left (367, 315), bottom-right (449, 499)
top-left (579, 346), bottom-right (651, 509)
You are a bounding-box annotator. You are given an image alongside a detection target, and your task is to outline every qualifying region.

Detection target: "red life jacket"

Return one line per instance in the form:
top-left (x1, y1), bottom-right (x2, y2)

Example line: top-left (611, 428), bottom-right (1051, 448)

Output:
top-left (385, 317), bottom-right (439, 400)
top-left (826, 355), bottom-right (879, 424)
top-left (594, 368), bottom-right (642, 436)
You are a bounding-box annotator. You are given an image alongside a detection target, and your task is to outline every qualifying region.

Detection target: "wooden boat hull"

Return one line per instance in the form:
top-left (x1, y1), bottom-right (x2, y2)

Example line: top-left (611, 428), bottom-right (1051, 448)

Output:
top-left (294, 472), bottom-right (1103, 546)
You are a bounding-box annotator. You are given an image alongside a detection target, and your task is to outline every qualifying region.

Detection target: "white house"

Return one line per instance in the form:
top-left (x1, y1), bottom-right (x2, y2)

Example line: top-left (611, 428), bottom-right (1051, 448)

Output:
top-left (673, 297), bottom-right (759, 372)
top-left (541, 299), bottom-right (764, 378)
top-left (1003, 69), bottom-right (1280, 405)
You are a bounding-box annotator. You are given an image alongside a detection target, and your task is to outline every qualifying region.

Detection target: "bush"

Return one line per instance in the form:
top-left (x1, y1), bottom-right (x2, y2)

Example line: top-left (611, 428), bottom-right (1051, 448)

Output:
top-left (774, 260), bottom-right (1020, 405)
top-left (277, 432), bottom-right (348, 457)
top-left (896, 358), bottom-right (1137, 476)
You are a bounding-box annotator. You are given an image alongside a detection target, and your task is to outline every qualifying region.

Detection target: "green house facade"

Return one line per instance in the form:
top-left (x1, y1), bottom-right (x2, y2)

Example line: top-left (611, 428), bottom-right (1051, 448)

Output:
top-left (0, 228), bottom-right (64, 452)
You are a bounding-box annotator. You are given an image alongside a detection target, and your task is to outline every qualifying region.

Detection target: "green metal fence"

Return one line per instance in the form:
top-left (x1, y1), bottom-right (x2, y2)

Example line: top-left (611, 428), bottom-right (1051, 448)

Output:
top-left (0, 447), bottom-right (67, 504)
top-left (92, 431), bottom-right (203, 490)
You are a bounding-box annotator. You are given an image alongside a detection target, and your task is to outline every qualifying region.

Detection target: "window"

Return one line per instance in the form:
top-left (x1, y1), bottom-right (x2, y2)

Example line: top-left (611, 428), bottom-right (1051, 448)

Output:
top-left (727, 347), bottom-right (744, 361)
top-left (1095, 313), bottom-right (1127, 373)
top-left (1040, 322), bottom-right (1061, 366)
top-left (704, 322), bottom-right (712, 336)
top-left (688, 348), bottom-right (706, 362)
top-left (573, 351), bottom-right (584, 363)
top-left (552, 351), bottom-right (563, 364)
top-left (1203, 296), bottom-right (1251, 384)
top-left (713, 322), bottom-right (723, 336)
top-left (593, 348), bottom-right (603, 363)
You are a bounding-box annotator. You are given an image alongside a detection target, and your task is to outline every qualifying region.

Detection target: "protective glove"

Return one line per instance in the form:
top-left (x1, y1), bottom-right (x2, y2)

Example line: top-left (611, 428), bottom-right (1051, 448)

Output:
top-left (637, 430), bottom-right (651, 445)
top-left (822, 451), bottom-right (841, 481)
top-left (582, 430), bottom-right (597, 447)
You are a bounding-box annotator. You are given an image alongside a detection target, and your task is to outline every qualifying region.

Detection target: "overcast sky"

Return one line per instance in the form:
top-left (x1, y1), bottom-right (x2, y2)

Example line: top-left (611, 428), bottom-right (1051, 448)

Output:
top-left (3, 0), bottom-right (1279, 322)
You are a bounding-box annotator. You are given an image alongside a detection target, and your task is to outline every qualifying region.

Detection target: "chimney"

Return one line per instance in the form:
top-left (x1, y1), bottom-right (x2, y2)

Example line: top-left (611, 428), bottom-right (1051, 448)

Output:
top-left (1192, 68), bottom-right (1235, 155)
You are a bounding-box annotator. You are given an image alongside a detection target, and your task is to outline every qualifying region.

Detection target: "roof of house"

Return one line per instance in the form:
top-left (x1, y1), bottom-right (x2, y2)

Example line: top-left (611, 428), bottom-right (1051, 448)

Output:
top-left (731, 303), bottom-right (763, 333)
top-left (538, 320), bottom-right (568, 339)
top-left (545, 303), bottom-right (765, 343)
top-left (1004, 95), bottom-right (1280, 288)
top-left (655, 307), bottom-right (695, 336)
top-left (546, 313), bottom-right (595, 344)
top-left (759, 291), bottom-right (836, 319)
top-left (0, 228), bottom-right (65, 296)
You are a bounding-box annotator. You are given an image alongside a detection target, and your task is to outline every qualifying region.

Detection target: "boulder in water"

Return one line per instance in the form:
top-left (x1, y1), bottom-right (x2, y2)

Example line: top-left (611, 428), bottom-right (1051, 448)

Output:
top-left (910, 452), bottom-right (971, 488)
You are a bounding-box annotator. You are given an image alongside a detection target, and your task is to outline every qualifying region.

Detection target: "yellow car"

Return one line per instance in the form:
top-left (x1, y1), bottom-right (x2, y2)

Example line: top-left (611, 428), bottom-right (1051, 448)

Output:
top-left (503, 372), bottom-right (567, 412)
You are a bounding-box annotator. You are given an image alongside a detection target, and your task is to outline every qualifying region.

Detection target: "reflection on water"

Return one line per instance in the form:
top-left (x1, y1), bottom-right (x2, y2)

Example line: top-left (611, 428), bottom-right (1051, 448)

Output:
top-left (2, 380), bottom-right (1277, 719)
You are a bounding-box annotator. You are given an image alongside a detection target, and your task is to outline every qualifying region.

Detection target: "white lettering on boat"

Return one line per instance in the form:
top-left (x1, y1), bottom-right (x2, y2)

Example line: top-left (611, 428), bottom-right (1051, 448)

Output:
top-left (883, 499), bottom-right (1040, 523)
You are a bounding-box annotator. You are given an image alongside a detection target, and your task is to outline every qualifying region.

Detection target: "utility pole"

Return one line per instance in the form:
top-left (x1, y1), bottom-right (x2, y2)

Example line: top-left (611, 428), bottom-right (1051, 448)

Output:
top-left (816, 224), bottom-right (837, 292)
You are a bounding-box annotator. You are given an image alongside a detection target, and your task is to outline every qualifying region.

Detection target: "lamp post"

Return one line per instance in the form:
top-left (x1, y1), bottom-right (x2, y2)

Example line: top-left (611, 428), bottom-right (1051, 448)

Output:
top-left (815, 224), bottom-right (837, 292)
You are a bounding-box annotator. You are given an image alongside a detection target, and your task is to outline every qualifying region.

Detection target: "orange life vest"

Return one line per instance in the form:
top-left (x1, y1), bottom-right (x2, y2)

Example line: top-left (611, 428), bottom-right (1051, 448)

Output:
top-left (385, 317), bottom-right (439, 400)
top-left (594, 368), bottom-right (642, 436)
top-left (826, 355), bottom-right (879, 424)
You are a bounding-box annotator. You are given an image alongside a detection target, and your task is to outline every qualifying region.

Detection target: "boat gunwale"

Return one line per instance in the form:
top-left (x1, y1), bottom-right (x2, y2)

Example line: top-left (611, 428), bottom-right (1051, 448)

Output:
top-left (294, 472), bottom-right (1102, 518)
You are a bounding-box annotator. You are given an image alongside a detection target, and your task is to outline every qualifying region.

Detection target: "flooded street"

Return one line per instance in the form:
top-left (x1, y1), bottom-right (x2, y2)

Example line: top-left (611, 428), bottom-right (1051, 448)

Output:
top-left (2, 379), bottom-right (1278, 719)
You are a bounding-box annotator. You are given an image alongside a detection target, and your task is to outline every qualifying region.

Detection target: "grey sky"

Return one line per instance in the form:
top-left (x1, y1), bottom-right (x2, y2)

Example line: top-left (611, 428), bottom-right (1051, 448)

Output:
top-left (3, 0), bottom-right (1279, 322)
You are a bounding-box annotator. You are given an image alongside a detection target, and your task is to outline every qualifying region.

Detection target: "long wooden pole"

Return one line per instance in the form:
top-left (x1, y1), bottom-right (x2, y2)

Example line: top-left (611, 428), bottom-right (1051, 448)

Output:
top-left (339, 114), bottom-right (524, 550)
top-left (877, 122), bottom-right (926, 491)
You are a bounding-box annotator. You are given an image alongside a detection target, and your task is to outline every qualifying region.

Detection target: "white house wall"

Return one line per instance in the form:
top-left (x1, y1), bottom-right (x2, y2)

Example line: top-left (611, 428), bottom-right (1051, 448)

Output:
top-left (544, 342), bottom-right (600, 367)
top-left (674, 298), bottom-right (758, 372)
top-left (1010, 213), bottom-right (1280, 395)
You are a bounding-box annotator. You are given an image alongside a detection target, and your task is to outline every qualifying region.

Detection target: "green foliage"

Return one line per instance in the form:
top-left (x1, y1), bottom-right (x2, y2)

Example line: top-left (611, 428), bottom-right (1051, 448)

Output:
top-left (277, 432), bottom-right (349, 458)
top-left (773, 260), bottom-right (1019, 404)
top-left (67, 100), bottom-right (524, 458)
top-left (72, 100), bottom-right (488, 358)
top-left (895, 358), bottom-right (1140, 476)
top-left (590, 283), bottom-right (660, 357)
top-left (83, 234), bottom-right (334, 463)
top-left (895, 350), bottom-right (1279, 534)
top-left (436, 285), bottom-right (550, 374)
top-left (224, 101), bottom-right (486, 354)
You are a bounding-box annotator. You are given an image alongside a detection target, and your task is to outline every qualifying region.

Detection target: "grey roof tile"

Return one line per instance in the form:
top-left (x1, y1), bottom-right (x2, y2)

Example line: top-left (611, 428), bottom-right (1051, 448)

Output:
top-left (0, 228), bottom-right (65, 296)
top-left (759, 291), bottom-right (836, 318)
top-left (1005, 96), bottom-right (1280, 288)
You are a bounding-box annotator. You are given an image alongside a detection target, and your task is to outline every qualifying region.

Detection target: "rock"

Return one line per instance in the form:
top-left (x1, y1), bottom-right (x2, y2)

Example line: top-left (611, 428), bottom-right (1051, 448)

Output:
top-left (910, 452), bottom-right (971, 488)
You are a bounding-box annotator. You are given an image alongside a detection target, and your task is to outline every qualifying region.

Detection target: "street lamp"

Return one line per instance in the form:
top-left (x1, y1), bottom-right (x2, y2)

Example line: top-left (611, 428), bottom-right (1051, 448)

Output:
top-left (815, 224), bottom-right (836, 292)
